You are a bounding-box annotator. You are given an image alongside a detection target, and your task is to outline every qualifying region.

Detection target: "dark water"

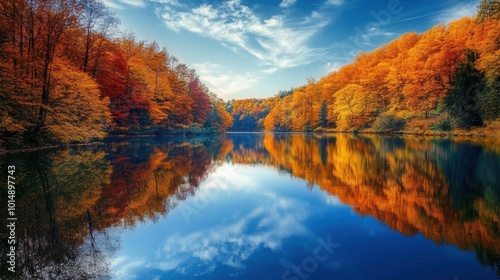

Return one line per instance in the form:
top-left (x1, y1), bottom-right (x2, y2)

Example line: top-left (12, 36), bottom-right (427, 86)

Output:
top-left (1, 133), bottom-right (499, 280)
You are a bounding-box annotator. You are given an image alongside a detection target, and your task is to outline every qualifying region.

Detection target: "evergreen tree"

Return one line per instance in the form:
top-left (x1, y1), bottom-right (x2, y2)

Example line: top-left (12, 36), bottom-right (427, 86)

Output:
top-left (480, 79), bottom-right (500, 120)
top-left (444, 49), bottom-right (485, 128)
top-left (319, 101), bottom-right (328, 127)
top-left (477, 0), bottom-right (500, 22)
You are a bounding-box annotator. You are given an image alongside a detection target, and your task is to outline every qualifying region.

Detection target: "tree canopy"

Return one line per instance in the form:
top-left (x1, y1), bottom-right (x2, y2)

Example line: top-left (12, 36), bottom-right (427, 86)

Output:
top-left (0, 0), bottom-right (233, 149)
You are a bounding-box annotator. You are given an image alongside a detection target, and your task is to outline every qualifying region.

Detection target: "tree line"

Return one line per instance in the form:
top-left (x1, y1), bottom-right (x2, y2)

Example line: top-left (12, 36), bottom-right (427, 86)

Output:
top-left (227, 3), bottom-right (499, 134)
top-left (0, 0), bottom-right (233, 150)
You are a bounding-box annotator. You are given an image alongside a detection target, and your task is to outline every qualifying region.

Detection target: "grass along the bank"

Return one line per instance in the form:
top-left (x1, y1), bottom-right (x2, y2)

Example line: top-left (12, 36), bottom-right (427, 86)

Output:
top-left (314, 119), bottom-right (500, 138)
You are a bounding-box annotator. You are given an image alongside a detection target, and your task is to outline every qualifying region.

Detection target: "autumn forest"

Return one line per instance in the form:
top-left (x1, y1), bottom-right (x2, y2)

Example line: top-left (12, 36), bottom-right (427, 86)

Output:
top-left (1, 0), bottom-right (500, 152)
top-left (228, 3), bottom-right (500, 135)
top-left (0, 0), bottom-right (233, 151)
top-left (1, 1), bottom-right (499, 278)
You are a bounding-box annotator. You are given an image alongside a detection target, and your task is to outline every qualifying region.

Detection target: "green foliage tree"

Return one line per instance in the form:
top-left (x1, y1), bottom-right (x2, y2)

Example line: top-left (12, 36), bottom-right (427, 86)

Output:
top-left (479, 79), bottom-right (500, 120)
top-left (444, 49), bottom-right (485, 128)
top-left (477, 0), bottom-right (500, 22)
top-left (319, 101), bottom-right (328, 127)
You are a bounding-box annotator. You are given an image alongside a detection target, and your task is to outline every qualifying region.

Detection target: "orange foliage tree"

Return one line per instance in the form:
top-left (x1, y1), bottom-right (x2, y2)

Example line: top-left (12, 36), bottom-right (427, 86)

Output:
top-left (261, 14), bottom-right (499, 132)
top-left (0, 0), bottom-right (233, 149)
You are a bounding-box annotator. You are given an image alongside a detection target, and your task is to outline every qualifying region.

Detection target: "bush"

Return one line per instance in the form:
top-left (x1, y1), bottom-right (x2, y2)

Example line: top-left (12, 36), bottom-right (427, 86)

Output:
top-left (313, 126), bottom-right (326, 132)
top-left (431, 115), bottom-right (453, 131)
top-left (373, 113), bottom-right (405, 133)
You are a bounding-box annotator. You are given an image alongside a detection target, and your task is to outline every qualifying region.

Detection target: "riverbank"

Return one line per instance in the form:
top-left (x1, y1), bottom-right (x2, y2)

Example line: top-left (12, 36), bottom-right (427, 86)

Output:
top-left (313, 120), bottom-right (500, 138)
top-left (0, 127), bottom-right (222, 155)
top-left (2, 121), bottom-right (498, 155)
top-left (0, 141), bottom-right (106, 155)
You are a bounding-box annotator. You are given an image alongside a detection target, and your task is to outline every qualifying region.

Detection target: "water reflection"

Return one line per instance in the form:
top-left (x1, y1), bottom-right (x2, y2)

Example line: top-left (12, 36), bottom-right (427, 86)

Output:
top-left (255, 134), bottom-right (500, 273)
top-left (0, 149), bottom-right (113, 279)
top-left (156, 183), bottom-right (309, 276)
top-left (0, 134), bottom-right (499, 279)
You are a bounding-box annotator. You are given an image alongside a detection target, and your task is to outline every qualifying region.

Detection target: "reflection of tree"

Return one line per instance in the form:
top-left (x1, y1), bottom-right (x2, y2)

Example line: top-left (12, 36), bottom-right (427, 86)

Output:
top-left (0, 148), bottom-right (113, 279)
top-left (228, 133), bottom-right (500, 274)
top-left (2, 134), bottom-right (498, 278)
top-left (229, 134), bottom-right (270, 165)
top-left (0, 136), bottom-right (232, 279)
top-left (98, 137), bottom-right (232, 227)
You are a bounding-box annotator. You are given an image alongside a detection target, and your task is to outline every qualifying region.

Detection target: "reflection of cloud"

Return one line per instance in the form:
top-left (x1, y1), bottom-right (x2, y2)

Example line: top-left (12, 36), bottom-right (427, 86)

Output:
top-left (200, 164), bottom-right (256, 191)
top-left (279, 0), bottom-right (296, 8)
top-left (110, 256), bottom-right (146, 279)
top-left (155, 0), bottom-right (330, 70)
top-left (325, 195), bottom-right (345, 207)
top-left (150, 193), bottom-right (309, 275)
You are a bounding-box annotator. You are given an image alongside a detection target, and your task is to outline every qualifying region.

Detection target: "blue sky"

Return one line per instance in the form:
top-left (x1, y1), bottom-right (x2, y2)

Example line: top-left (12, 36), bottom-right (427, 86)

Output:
top-left (102, 0), bottom-right (479, 100)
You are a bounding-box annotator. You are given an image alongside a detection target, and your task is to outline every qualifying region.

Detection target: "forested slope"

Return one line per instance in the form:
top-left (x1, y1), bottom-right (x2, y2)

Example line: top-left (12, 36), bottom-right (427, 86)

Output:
top-left (228, 3), bottom-right (500, 135)
top-left (0, 0), bottom-right (233, 151)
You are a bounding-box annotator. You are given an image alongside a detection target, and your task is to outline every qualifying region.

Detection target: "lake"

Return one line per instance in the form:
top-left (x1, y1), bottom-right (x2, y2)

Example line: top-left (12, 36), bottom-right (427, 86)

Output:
top-left (1, 133), bottom-right (499, 279)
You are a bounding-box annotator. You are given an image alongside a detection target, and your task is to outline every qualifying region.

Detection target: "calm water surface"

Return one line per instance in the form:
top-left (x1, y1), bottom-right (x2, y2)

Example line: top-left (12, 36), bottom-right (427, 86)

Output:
top-left (1, 134), bottom-right (499, 280)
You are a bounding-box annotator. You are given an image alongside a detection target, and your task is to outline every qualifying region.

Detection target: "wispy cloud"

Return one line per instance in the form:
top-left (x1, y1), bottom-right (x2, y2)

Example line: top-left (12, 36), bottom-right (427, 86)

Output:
top-left (329, 24), bottom-right (396, 63)
top-left (110, 256), bottom-right (146, 279)
top-left (279, 0), bottom-right (296, 8)
top-left (102, 0), bottom-right (145, 9)
top-left (221, 42), bottom-right (241, 54)
top-left (325, 0), bottom-right (344, 6)
top-left (193, 63), bottom-right (261, 99)
top-left (324, 61), bottom-right (343, 73)
top-left (155, 0), bottom-right (330, 71)
top-left (151, 0), bottom-right (181, 6)
top-left (325, 194), bottom-right (347, 206)
top-left (434, 1), bottom-right (478, 24)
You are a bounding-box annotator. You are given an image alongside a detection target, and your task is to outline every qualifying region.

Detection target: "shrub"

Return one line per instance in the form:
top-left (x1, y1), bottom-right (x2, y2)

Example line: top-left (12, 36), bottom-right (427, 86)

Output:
top-left (373, 113), bottom-right (405, 133)
top-left (431, 116), bottom-right (453, 131)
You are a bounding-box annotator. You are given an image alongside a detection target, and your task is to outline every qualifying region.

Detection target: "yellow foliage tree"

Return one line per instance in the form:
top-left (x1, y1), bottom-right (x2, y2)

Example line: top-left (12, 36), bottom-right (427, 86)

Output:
top-left (333, 84), bottom-right (374, 130)
top-left (46, 59), bottom-right (111, 142)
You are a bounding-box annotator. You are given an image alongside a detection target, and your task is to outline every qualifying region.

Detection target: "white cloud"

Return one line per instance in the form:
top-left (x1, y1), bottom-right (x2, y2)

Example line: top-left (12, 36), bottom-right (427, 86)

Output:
top-left (325, 61), bottom-right (343, 73)
top-left (325, 194), bottom-right (345, 206)
top-left (435, 2), bottom-right (478, 24)
top-left (102, 0), bottom-right (125, 9)
top-left (326, 0), bottom-right (343, 6)
top-left (102, 0), bottom-right (145, 9)
top-left (279, 0), bottom-right (296, 8)
top-left (151, 0), bottom-right (181, 6)
top-left (156, 0), bottom-right (329, 71)
top-left (157, 260), bottom-right (181, 271)
top-left (221, 42), bottom-right (241, 54)
top-left (337, 24), bottom-right (396, 58)
top-left (193, 63), bottom-right (261, 99)
top-left (110, 257), bottom-right (146, 279)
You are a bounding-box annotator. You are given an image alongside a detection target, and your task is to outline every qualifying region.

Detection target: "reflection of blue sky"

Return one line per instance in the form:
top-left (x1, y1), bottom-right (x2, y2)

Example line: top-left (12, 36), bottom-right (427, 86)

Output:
top-left (109, 164), bottom-right (325, 279)
top-left (155, 194), bottom-right (308, 275)
top-left (108, 163), bottom-right (496, 280)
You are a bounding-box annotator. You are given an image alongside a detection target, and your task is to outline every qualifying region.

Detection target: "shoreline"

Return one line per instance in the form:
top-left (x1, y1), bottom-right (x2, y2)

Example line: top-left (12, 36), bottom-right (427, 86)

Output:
top-left (2, 129), bottom-right (499, 155)
top-left (312, 130), bottom-right (500, 138)
top-left (0, 141), bottom-right (105, 155)
top-left (0, 130), bottom-right (222, 155)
